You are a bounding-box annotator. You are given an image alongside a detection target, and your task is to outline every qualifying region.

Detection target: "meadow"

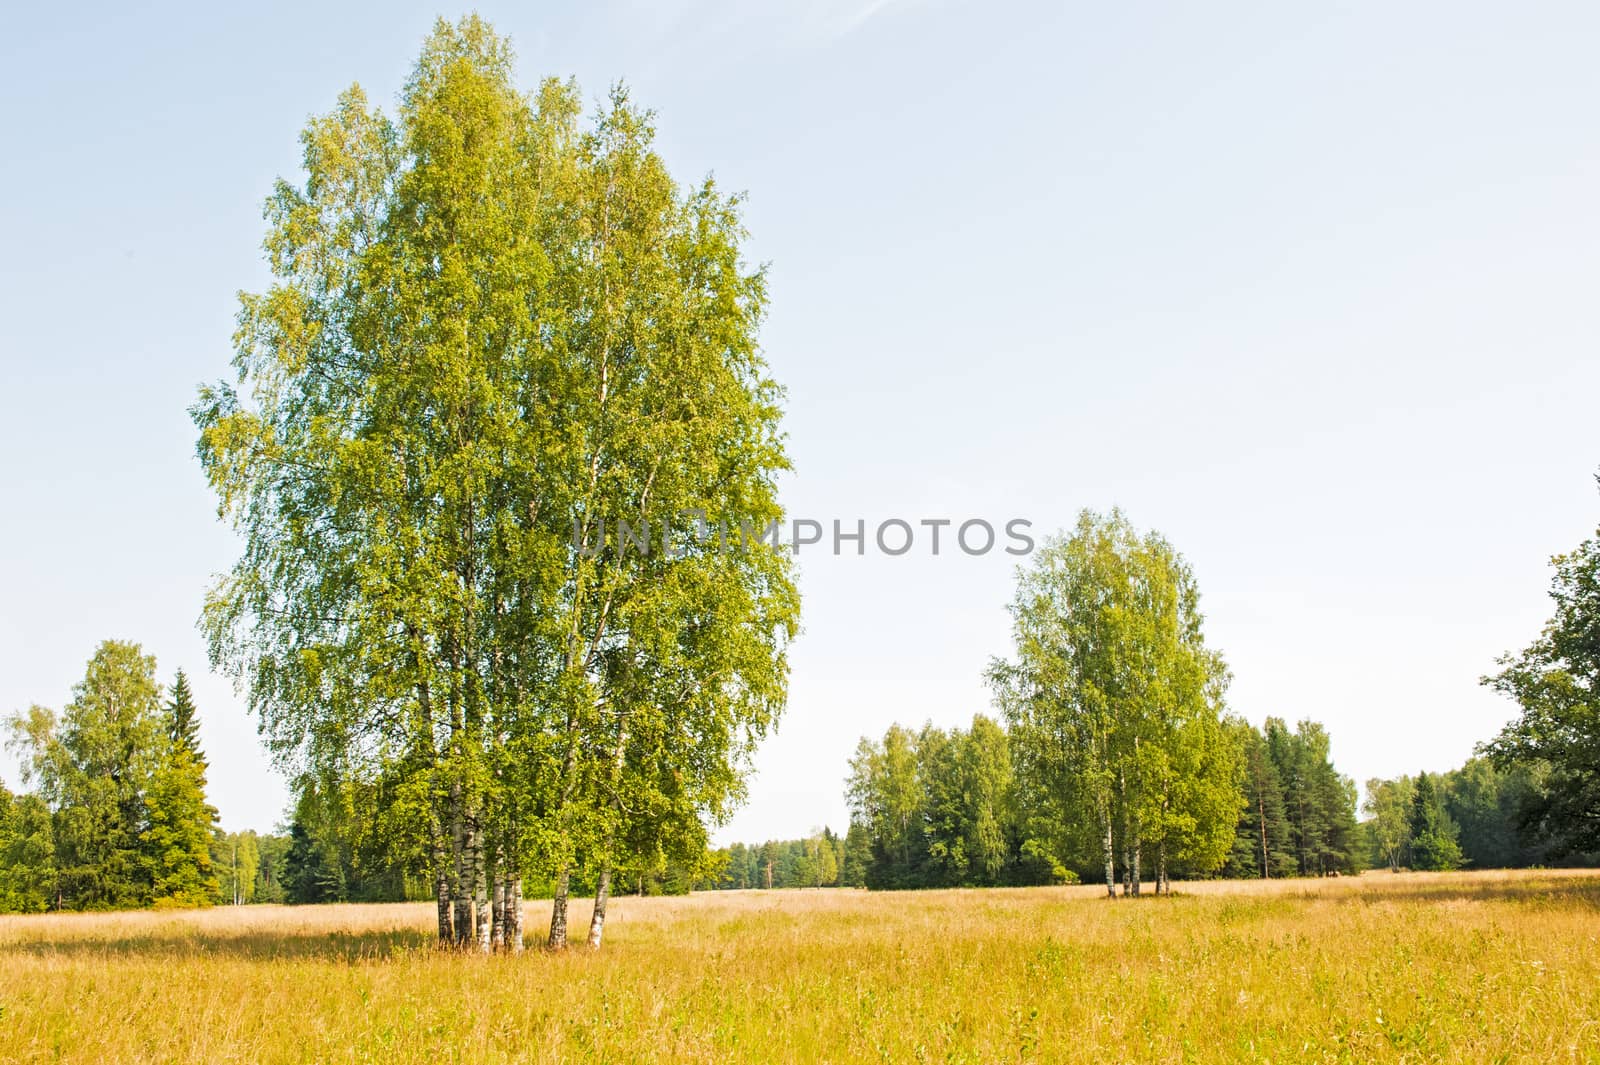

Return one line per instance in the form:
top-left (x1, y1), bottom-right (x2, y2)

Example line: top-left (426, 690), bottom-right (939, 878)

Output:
top-left (2, 870), bottom-right (1598, 1064)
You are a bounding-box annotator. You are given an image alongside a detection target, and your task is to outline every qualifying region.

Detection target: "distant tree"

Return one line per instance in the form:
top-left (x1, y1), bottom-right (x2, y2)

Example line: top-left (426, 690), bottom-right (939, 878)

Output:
top-left (0, 790), bottom-right (56, 912)
top-left (1482, 495), bottom-right (1600, 856)
top-left (144, 672), bottom-right (220, 907)
top-left (1442, 758), bottom-right (1547, 868)
top-left (803, 830), bottom-right (838, 887)
top-left (1364, 776), bottom-right (1415, 872)
top-left (846, 727), bottom-right (925, 889)
top-left (254, 832), bottom-right (291, 903)
top-left (166, 671), bottom-right (202, 754)
top-left (1408, 772), bottom-right (1463, 871)
top-left (840, 821), bottom-right (872, 888)
top-left (212, 830), bottom-right (263, 904)
top-left (919, 717), bottom-right (1014, 887)
top-left (1224, 721), bottom-right (1296, 878)
top-left (990, 510), bottom-right (1236, 896)
top-left (758, 841), bottom-right (779, 889)
top-left (282, 820), bottom-right (344, 904)
top-left (1267, 718), bottom-right (1361, 876)
top-left (6, 641), bottom-right (165, 909)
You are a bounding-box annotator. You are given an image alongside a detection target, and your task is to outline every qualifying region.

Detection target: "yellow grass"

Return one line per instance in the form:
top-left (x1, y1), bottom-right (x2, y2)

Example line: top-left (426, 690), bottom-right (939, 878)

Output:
top-left (3, 869), bottom-right (1599, 1063)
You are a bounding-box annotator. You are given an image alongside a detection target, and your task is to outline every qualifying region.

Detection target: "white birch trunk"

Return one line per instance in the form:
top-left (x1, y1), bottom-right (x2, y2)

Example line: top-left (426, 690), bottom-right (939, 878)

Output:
top-left (548, 866), bottom-right (571, 950)
top-left (491, 875), bottom-right (506, 951)
top-left (474, 823), bottom-right (490, 954)
top-left (510, 877), bottom-right (524, 953)
top-left (587, 864), bottom-right (613, 949)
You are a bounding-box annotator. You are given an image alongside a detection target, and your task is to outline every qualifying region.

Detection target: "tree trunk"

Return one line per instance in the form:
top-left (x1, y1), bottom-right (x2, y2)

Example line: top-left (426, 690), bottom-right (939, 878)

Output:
top-left (451, 789), bottom-right (471, 948)
top-left (509, 876), bottom-right (524, 953)
top-left (491, 875), bottom-right (506, 952)
top-left (548, 865), bottom-right (571, 950)
top-left (1131, 829), bottom-right (1142, 897)
top-left (1258, 789), bottom-right (1270, 879)
top-left (474, 823), bottom-right (491, 954)
top-left (434, 859), bottom-right (453, 945)
top-left (587, 863), bottom-right (613, 949)
top-left (1119, 773), bottom-right (1133, 897)
top-left (1099, 797), bottom-right (1116, 898)
top-left (1156, 841), bottom-right (1167, 895)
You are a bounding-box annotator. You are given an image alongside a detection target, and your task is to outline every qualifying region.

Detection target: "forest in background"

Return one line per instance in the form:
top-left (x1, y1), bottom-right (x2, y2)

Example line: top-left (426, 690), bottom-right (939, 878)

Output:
top-left (6, 486), bottom-right (1600, 912)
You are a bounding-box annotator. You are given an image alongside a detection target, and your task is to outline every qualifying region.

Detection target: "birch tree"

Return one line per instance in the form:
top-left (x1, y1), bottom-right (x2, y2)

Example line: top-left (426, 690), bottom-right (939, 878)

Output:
top-left (990, 510), bottom-right (1236, 896)
top-left (194, 15), bottom-right (794, 950)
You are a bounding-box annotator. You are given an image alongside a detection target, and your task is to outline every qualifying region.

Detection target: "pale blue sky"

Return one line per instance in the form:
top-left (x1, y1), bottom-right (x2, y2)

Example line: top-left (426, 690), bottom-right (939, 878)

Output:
top-left (2, 1), bottom-right (1597, 844)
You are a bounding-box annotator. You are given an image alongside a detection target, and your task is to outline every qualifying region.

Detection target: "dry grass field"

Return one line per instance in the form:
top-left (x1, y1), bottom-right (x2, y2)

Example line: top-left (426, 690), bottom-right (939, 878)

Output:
top-left (3, 870), bottom-right (1598, 1064)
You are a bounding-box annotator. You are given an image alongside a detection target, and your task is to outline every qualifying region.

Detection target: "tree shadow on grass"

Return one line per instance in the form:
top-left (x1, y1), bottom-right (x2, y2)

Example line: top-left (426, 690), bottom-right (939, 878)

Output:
top-left (0, 926), bottom-right (439, 963)
top-left (1269, 872), bottom-right (1600, 912)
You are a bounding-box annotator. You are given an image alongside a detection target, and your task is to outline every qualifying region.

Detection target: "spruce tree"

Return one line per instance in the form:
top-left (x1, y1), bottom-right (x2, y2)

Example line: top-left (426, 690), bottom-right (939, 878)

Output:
top-left (1408, 772), bottom-right (1463, 871)
top-left (144, 672), bottom-right (220, 907)
top-left (1225, 722), bottom-right (1296, 878)
top-left (166, 670), bottom-right (202, 757)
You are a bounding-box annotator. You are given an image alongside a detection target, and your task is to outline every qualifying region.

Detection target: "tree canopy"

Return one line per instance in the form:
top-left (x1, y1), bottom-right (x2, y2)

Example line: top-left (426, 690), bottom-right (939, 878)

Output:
top-left (191, 15), bottom-right (797, 950)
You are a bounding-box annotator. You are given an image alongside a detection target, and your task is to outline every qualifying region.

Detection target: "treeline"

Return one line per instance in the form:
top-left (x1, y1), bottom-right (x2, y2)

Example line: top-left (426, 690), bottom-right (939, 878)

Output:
top-left (846, 717), bottom-right (1059, 889)
top-left (705, 830), bottom-right (861, 890)
top-left (0, 640), bottom-right (371, 913)
top-left (2, 644), bottom-right (221, 912)
top-left (1363, 758), bottom-right (1595, 872)
top-left (1222, 718), bottom-right (1360, 879)
top-left (842, 713), bottom-right (1363, 891)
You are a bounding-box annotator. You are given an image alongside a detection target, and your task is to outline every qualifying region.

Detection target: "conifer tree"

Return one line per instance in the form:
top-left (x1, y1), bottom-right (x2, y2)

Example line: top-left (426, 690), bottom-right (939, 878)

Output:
top-left (166, 670), bottom-right (202, 756)
top-left (144, 671), bottom-right (220, 906)
top-left (1224, 722), bottom-right (1295, 878)
top-left (1407, 772), bottom-right (1463, 871)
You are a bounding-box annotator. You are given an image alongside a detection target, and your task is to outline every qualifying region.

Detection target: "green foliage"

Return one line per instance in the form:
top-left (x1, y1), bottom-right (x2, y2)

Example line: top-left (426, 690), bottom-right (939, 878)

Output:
top-left (0, 790), bottom-right (56, 912)
top-left (6, 641), bottom-right (167, 909)
top-left (1265, 718), bottom-right (1363, 876)
top-left (144, 673), bottom-right (221, 907)
top-left (144, 742), bottom-right (221, 907)
top-left (283, 820), bottom-right (345, 905)
top-left (706, 833), bottom-right (849, 891)
top-left (2, 647), bottom-right (227, 912)
top-left (1407, 772), bottom-right (1463, 872)
top-left (166, 671), bottom-right (202, 757)
top-left (190, 15), bottom-right (797, 946)
top-left (1482, 488), bottom-right (1600, 857)
top-left (1223, 720), bottom-right (1297, 878)
top-left (1363, 775), bottom-right (1415, 872)
top-left (989, 510), bottom-right (1242, 893)
top-left (845, 716), bottom-right (1056, 890)
top-left (839, 821), bottom-right (872, 888)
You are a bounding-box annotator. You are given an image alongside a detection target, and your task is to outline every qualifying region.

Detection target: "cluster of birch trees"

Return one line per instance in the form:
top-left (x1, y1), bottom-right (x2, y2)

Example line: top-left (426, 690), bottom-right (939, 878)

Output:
top-left (192, 17), bottom-right (797, 950)
top-left (845, 515), bottom-right (1366, 892)
top-left (987, 510), bottom-right (1243, 895)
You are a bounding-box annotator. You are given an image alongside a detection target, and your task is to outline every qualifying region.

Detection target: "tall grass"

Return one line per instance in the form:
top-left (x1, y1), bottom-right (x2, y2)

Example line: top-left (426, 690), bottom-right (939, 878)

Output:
top-left (2, 870), bottom-right (1597, 1063)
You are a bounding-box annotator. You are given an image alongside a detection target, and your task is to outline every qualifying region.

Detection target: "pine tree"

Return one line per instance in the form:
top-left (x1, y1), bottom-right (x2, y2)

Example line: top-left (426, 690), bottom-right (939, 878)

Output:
top-left (840, 822), bottom-right (873, 888)
top-left (1408, 772), bottom-right (1463, 871)
top-left (1225, 722), bottom-right (1295, 878)
top-left (166, 670), bottom-right (202, 758)
top-left (283, 820), bottom-right (345, 904)
top-left (144, 673), bottom-right (220, 907)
